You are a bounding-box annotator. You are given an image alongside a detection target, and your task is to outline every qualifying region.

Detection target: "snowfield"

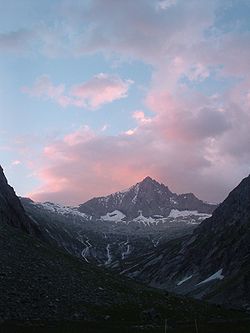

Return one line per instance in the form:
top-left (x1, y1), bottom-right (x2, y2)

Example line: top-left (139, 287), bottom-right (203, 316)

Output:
top-left (168, 209), bottom-right (211, 219)
top-left (101, 210), bottom-right (126, 222)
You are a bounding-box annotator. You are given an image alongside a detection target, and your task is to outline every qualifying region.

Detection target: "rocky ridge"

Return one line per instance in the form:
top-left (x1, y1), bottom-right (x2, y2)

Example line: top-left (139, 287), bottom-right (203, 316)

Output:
top-left (78, 176), bottom-right (216, 220)
top-left (119, 175), bottom-right (250, 310)
top-left (20, 176), bottom-right (215, 267)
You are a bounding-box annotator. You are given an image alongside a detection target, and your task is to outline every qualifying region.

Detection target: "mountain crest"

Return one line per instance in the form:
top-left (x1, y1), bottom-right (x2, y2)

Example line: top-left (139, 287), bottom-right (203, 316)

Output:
top-left (79, 176), bottom-right (216, 219)
top-left (141, 176), bottom-right (154, 183)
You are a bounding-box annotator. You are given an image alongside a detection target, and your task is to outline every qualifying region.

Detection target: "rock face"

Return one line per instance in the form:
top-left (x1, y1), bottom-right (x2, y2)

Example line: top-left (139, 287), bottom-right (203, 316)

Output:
top-left (79, 176), bottom-right (216, 219)
top-left (121, 175), bottom-right (250, 310)
top-left (0, 166), bottom-right (40, 236)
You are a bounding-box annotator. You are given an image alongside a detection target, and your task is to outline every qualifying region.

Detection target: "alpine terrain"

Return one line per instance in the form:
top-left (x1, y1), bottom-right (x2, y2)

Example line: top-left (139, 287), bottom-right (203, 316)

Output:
top-left (119, 175), bottom-right (250, 310)
top-left (0, 165), bottom-right (240, 331)
top-left (21, 176), bottom-right (216, 267)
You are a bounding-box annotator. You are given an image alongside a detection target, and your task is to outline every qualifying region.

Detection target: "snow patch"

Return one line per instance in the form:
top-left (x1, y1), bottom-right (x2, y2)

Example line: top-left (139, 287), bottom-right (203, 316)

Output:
top-left (132, 211), bottom-right (156, 226)
top-left (131, 183), bottom-right (140, 204)
top-left (81, 239), bottom-right (92, 263)
top-left (121, 240), bottom-right (131, 259)
top-left (177, 275), bottom-right (193, 286)
top-left (101, 210), bottom-right (126, 222)
top-left (197, 269), bottom-right (224, 286)
top-left (170, 197), bottom-right (178, 205)
top-left (168, 209), bottom-right (211, 219)
top-left (105, 244), bottom-right (112, 265)
top-left (34, 202), bottom-right (89, 219)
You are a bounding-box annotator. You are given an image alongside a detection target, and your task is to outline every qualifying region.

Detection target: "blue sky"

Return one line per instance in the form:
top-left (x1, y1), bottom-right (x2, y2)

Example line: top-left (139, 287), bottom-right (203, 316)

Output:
top-left (1, 0), bottom-right (250, 204)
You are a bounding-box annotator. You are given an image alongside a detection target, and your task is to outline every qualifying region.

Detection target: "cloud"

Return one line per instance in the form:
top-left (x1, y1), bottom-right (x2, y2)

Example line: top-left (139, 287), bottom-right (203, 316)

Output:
top-left (71, 0), bottom-right (215, 66)
top-left (0, 29), bottom-right (35, 53)
top-left (70, 73), bottom-right (133, 109)
top-left (186, 63), bottom-right (210, 82)
top-left (7, 0), bottom-right (250, 204)
top-left (147, 90), bottom-right (231, 142)
top-left (22, 73), bottom-right (132, 109)
top-left (132, 110), bottom-right (152, 124)
top-left (11, 160), bottom-right (21, 166)
top-left (156, 0), bottom-right (178, 10)
top-left (22, 75), bottom-right (70, 107)
top-left (29, 82), bottom-right (250, 206)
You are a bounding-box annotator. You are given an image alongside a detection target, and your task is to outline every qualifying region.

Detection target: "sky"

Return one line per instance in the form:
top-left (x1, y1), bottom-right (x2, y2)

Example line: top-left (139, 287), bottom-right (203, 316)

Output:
top-left (1, 0), bottom-right (250, 205)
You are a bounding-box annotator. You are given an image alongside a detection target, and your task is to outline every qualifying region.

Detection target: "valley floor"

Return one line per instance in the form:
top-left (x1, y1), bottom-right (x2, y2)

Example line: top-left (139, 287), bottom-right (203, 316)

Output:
top-left (1, 319), bottom-right (250, 333)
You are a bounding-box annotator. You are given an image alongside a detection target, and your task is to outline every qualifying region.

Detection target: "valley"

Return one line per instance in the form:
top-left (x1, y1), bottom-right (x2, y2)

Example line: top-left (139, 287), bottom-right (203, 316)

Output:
top-left (1, 165), bottom-right (250, 332)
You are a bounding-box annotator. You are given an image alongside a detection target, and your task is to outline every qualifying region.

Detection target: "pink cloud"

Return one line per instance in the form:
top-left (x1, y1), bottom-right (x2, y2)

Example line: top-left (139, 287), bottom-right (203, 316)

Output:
top-left (11, 160), bottom-right (21, 166)
top-left (27, 123), bottom-right (213, 205)
top-left (70, 73), bottom-right (133, 109)
top-left (133, 110), bottom-right (152, 124)
top-left (29, 132), bottom-right (151, 205)
top-left (22, 73), bottom-right (132, 109)
top-left (15, 1), bottom-right (250, 205)
top-left (29, 80), bottom-right (250, 206)
top-left (22, 75), bottom-right (70, 107)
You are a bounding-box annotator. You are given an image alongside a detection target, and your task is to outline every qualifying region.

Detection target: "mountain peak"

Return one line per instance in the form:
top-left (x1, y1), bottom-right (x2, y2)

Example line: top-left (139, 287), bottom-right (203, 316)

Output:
top-left (141, 176), bottom-right (154, 183)
top-left (79, 175), bottom-right (216, 218)
top-left (140, 176), bottom-right (162, 187)
top-left (139, 176), bottom-right (170, 192)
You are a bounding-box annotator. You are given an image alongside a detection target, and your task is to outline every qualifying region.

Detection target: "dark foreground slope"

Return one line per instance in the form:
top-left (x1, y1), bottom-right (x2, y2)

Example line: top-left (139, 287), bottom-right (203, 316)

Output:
top-left (1, 222), bottom-right (249, 332)
top-left (121, 175), bottom-right (250, 310)
top-left (0, 166), bottom-right (40, 236)
top-left (1, 201), bottom-right (243, 324)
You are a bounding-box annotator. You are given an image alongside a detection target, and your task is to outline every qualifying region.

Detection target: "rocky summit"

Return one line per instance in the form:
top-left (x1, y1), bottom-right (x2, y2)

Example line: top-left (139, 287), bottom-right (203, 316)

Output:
top-left (20, 176), bottom-right (216, 269)
top-left (78, 176), bottom-right (216, 219)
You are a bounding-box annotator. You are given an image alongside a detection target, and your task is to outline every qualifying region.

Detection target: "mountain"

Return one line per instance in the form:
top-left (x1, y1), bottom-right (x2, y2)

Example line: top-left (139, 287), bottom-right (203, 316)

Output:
top-left (0, 166), bottom-right (40, 236)
top-left (120, 175), bottom-right (250, 310)
top-left (0, 166), bottom-right (238, 329)
top-left (20, 177), bottom-right (216, 267)
top-left (79, 176), bottom-right (216, 220)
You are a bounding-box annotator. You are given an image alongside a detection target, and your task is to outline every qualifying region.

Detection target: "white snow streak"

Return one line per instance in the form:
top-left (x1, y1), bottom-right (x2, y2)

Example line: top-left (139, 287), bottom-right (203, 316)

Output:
top-left (168, 209), bottom-right (211, 219)
top-left (177, 275), bottom-right (193, 286)
top-left (197, 269), bottom-right (224, 285)
top-left (81, 239), bottom-right (92, 263)
top-left (105, 244), bottom-right (112, 265)
top-left (121, 240), bottom-right (131, 260)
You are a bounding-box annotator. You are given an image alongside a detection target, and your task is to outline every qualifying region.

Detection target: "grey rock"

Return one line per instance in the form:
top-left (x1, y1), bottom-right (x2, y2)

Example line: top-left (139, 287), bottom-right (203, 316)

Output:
top-left (78, 176), bottom-right (216, 219)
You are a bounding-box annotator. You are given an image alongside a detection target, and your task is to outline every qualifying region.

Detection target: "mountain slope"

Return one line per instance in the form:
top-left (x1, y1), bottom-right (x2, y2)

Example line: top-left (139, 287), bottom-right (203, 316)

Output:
top-left (78, 176), bottom-right (216, 220)
top-left (19, 177), bottom-right (215, 269)
top-left (0, 166), bottom-right (235, 325)
top-left (121, 175), bottom-right (250, 310)
top-left (0, 166), bottom-right (40, 236)
top-left (20, 175), bottom-right (214, 267)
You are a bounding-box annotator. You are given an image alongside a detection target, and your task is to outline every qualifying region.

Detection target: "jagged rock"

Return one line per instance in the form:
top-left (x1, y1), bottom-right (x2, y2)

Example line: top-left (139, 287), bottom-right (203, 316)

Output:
top-left (79, 176), bottom-right (216, 219)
